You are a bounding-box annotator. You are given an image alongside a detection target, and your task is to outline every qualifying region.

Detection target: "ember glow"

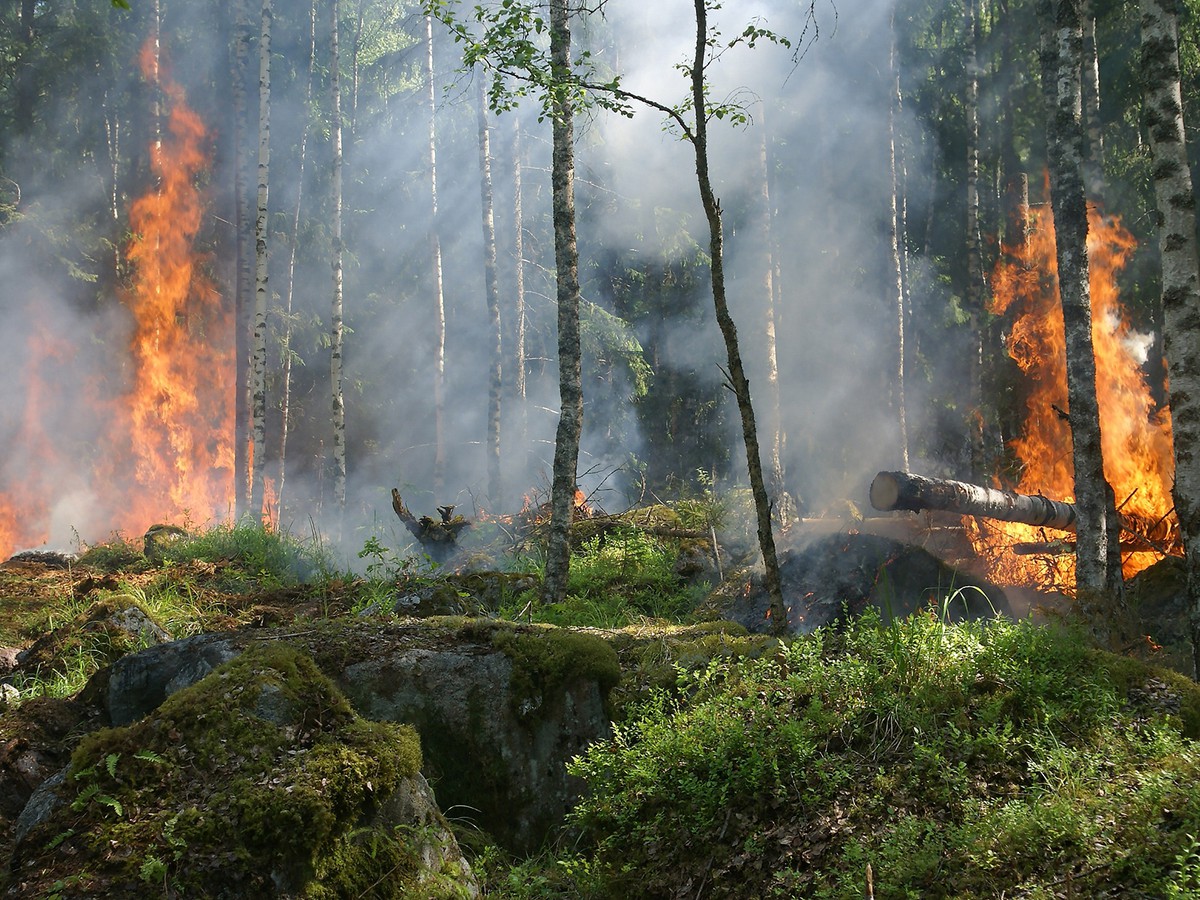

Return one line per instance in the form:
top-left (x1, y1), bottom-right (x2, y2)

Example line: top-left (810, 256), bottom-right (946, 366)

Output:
top-left (969, 202), bottom-right (1177, 591)
top-left (0, 43), bottom-right (232, 560)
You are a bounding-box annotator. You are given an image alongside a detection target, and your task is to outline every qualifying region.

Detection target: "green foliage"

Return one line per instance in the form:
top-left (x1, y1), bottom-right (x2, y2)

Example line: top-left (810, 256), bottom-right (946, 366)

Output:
top-left (424, 0), bottom-right (632, 121)
top-left (159, 520), bottom-right (337, 587)
top-left (564, 614), bottom-right (1200, 898)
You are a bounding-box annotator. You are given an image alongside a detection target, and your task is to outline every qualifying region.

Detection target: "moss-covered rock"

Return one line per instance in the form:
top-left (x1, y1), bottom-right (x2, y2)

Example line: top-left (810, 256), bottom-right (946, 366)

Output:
top-left (8, 643), bottom-right (476, 898)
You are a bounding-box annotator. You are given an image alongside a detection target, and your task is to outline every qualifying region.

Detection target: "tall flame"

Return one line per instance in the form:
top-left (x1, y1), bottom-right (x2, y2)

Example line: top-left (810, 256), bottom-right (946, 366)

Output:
top-left (971, 201), bottom-right (1177, 590)
top-left (0, 41), bottom-right (232, 560)
top-left (103, 42), bottom-right (234, 528)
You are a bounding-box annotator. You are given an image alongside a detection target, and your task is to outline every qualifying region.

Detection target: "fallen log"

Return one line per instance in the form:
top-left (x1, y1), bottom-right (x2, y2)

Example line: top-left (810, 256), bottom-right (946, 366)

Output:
top-left (870, 471), bottom-right (1077, 531)
top-left (870, 470), bottom-right (1180, 556)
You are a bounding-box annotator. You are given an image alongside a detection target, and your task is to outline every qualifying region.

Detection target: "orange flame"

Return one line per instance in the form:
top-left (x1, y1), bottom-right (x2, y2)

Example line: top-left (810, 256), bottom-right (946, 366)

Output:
top-left (0, 41), bottom-right (232, 561)
top-left (970, 200), bottom-right (1177, 590)
top-left (97, 42), bottom-right (234, 532)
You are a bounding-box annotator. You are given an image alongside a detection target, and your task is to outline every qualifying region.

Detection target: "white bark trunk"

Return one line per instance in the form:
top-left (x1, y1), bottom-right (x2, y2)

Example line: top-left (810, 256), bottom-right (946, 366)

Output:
top-left (1140, 0), bottom-right (1200, 677)
top-left (250, 0), bottom-right (272, 522)
top-left (330, 0), bottom-right (347, 519)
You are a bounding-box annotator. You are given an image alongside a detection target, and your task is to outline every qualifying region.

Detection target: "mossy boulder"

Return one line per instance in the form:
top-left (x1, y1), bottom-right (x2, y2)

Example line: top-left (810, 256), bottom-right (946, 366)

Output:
top-left (339, 621), bottom-right (617, 854)
top-left (97, 619), bottom-right (620, 855)
top-left (8, 644), bottom-right (476, 898)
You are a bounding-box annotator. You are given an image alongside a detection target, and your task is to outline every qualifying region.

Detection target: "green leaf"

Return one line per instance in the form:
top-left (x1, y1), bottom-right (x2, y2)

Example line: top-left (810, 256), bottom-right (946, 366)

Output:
top-left (111, 0), bottom-right (131, 8)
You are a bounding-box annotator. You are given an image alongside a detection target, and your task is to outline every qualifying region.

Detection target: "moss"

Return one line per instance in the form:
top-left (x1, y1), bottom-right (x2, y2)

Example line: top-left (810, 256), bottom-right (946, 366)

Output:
top-left (1091, 648), bottom-right (1200, 739)
top-left (489, 625), bottom-right (621, 718)
top-left (24, 642), bottom-right (428, 898)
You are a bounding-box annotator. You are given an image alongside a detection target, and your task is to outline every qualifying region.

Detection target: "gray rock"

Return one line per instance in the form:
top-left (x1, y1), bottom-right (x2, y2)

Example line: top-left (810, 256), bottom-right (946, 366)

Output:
top-left (105, 632), bottom-right (245, 725)
top-left (13, 766), bottom-right (67, 846)
top-left (0, 646), bottom-right (20, 675)
top-left (101, 621), bottom-right (616, 854)
top-left (342, 642), bottom-right (612, 854)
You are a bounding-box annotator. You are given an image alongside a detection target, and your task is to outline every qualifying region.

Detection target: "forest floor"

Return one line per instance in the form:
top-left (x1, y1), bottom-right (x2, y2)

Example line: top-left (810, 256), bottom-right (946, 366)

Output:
top-left (2, 523), bottom-right (1200, 898)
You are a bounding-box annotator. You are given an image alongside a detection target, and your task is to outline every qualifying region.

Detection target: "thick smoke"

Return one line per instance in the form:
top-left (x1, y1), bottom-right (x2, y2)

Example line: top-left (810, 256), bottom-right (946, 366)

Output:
top-left (0, 0), bottom-right (956, 563)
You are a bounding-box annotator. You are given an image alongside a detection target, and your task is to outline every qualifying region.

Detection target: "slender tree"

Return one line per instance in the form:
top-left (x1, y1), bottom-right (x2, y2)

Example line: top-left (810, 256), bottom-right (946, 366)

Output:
top-left (511, 116), bottom-right (529, 460)
top-left (277, 0), bottom-right (318, 513)
top-left (542, 0), bottom-right (583, 605)
top-left (330, 0), bottom-right (347, 520)
top-left (425, 13), bottom-right (447, 495)
top-left (965, 0), bottom-right (986, 477)
top-left (1039, 0), bottom-right (1121, 641)
top-left (1081, 0), bottom-right (1105, 194)
top-left (249, 0), bottom-right (272, 522)
top-left (753, 104), bottom-right (789, 519)
top-left (888, 8), bottom-right (909, 473)
top-left (231, 0), bottom-right (254, 518)
top-left (1140, 0), bottom-right (1200, 677)
top-left (477, 74), bottom-right (503, 507)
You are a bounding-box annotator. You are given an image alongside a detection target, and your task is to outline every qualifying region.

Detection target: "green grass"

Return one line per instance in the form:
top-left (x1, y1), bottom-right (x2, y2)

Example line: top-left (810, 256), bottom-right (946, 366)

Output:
top-left (550, 612), bottom-right (1200, 899)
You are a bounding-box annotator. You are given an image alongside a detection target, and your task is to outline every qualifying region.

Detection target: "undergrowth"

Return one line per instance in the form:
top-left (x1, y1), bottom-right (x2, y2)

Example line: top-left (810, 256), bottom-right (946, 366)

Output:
top-left (548, 611), bottom-right (1200, 899)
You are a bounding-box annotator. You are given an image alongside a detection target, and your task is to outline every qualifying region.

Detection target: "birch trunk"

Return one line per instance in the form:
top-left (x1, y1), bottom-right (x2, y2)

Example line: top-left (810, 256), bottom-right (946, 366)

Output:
top-left (231, 0), bottom-right (254, 519)
top-left (249, 0), bottom-right (272, 523)
top-left (511, 117), bottom-right (529, 458)
top-left (1081, 0), bottom-right (1105, 194)
top-left (477, 75), bottom-right (503, 507)
top-left (1140, 0), bottom-right (1200, 677)
top-left (1040, 0), bottom-right (1120, 640)
top-left (277, 0), bottom-right (317, 512)
top-left (541, 0), bottom-right (583, 605)
top-left (888, 10), bottom-right (909, 473)
top-left (424, 14), bottom-right (447, 494)
top-left (965, 0), bottom-right (986, 477)
top-left (754, 105), bottom-right (787, 519)
top-left (330, 0), bottom-right (347, 520)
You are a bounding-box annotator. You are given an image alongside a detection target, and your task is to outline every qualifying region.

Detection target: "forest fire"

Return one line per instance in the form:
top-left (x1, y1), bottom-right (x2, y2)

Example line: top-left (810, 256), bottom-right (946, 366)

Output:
top-left (968, 202), bottom-right (1178, 591)
top-left (0, 43), bottom-right (231, 561)
top-left (108, 42), bottom-right (234, 528)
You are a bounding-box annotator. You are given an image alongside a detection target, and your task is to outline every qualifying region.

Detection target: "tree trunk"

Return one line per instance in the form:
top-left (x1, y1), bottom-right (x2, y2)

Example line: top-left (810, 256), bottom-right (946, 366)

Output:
top-left (249, 0), bottom-right (272, 523)
top-left (231, 0), bottom-right (254, 519)
top-left (277, 0), bottom-right (317, 513)
top-left (1140, 0), bottom-right (1200, 677)
top-left (888, 10), bottom-right (909, 473)
top-left (1080, 0), bottom-right (1105, 194)
top-left (330, 0), bottom-right (347, 521)
top-left (424, 14), bottom-right (447, 495)
top-left (477, 75), bottom-right (503, 508)
top-left (690, 0), bottom-right (786, 632)
top-left (753, 104), bottom-right (786, 515)
top-left (965, 0), bottom-right (986, 478)
top-left (870, 470), bottom-right (1078, 530)
top-left (511, 117), bottom-right (529, 460)
top-left (541, 0), bottom-right (584, 606)
top-left (1040, 0), bottom-right (1121, 641)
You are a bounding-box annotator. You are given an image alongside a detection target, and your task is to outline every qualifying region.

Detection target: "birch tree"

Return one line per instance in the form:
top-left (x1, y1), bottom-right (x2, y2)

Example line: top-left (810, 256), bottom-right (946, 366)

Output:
top-left (231, 0), bottom-right (254, 517)
top-left (1039, 0), bottom-right (1121, 641)
top-left (425, 13), bottom-right (447, 494)
top-left (277, 0), bottom-right (318, 512)
top-left (888, 9), bottom-right (909, 473)
top-left (477, 74), bottom-right (503, 507)
top-left (1140, 0), bottom-right (1200, 677)
top-left (249, 0), bottom-right (272, 523)
top-left (330, 0), bottom-right (347, 520)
